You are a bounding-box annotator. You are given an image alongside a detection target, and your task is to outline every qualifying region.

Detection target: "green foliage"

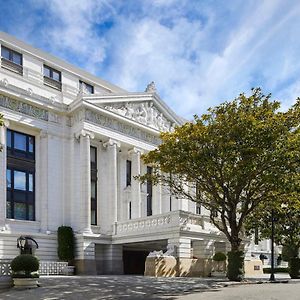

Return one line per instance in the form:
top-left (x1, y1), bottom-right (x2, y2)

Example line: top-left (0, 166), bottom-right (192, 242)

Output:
top-left (263, 267), bottom-right (289, 273)
top-left (227, 251), bottom-right (244, 281)
top-left (11, 254), bottom-right (39, 277)
top-left (282, 244), bottom-right (299, 261)
top-left (289, 258), bottom-right (300, 279)
top-left (213, 252), bottom-right (227, 262)
top-left (57, 226), bottom-right (74, 262)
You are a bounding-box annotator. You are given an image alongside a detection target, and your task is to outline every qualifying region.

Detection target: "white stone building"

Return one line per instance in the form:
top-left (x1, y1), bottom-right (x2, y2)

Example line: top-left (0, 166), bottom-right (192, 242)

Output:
top-left (0, 32), bottom-right (269, 275)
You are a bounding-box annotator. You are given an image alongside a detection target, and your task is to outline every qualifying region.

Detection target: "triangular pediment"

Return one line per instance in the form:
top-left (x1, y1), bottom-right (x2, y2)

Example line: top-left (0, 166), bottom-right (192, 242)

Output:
top-left (83, 93), bottom-right (184, 132)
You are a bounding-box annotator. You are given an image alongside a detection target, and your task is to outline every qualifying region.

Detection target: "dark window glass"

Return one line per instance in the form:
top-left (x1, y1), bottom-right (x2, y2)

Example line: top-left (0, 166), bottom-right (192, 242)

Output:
top-left (43, 65), bottom-right (61, 82)
top-left (129, 202), bottom-right (132, 220)
top-left (1, 47), bottom-right (10, 60)
top-left (7, 130), bottom-right (11, 148)
top-left (196, 204), bottom-right (201, 215)
top-left (43, 66), bottom-right (51, 77)
top-left (80, 80), bottom-right (94, 94)
top-left (126, 160), bottom-right (132, 187)
top-left (6, 129), bottom-right (35, 221)
top-left (90, 146), bottom-right (97, 225)
top-left (6, 169), bottom-right (11, 188)
top-left (147, 166), bottom-right (153, 216)
top-left (52, 70), bottom-right (60, 81)
top-left (14, 170), bottom-right (26, 190)
top-left (1, 46), bottom-right (22, 66)
top-left (14, 132), bottom-right (27, 151)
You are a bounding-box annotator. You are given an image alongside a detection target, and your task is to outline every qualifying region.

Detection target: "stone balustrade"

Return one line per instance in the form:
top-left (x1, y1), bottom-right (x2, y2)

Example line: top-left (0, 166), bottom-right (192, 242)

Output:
top-left (115, 210), bottom-right (207, 237)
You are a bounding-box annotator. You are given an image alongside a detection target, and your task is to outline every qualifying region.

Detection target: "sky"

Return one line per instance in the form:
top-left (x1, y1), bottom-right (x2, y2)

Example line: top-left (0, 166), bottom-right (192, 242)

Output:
top-left (1, 0), bottom-right (300, 119)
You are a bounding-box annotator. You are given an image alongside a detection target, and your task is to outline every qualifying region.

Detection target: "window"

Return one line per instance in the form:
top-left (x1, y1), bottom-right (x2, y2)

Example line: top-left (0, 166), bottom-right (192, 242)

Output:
top-left (146, 166), bottom-right (153, 216)
top-left (6, 129), bottom-right (35, 221)
top-left (126, 160), bottom-right (132, 187)
top-left (1, 46), bottom-right (23, 75)
top-left (90, 146), bottom-right (97, 225)
top-left (43, 65), bottom-right (61, 90)
top-left (79, 80), bottom-right (94, 94)
top-left (129, 201), bottom-right (132, 220)
top-left (196, 204), bottom-right (201, 215)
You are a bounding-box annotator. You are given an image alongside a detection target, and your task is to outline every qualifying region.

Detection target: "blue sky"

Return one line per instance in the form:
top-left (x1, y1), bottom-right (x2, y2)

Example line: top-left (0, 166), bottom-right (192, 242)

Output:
top-left (1, 0), bottom-right (300, 119)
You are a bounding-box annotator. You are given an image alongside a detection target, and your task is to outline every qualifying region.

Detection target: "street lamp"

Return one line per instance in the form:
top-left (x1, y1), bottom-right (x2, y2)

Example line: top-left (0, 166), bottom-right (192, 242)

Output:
top-left (269, 208), bottom-right (275, 282)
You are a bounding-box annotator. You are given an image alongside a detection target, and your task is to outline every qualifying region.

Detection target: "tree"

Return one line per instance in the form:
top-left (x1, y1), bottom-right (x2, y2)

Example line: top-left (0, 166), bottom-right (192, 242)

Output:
top-left (140, 88), bottom-right (299, 281)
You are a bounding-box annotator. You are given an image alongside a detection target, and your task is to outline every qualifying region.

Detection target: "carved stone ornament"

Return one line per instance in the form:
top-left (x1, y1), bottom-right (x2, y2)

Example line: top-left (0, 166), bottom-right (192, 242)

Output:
top-left (103, 101), bottom-right (175, 132)
top-left (85, 109), bottom-right (161, 145)
top-left (0, 94), bottom-right (49, 121)
top-left (145, 81), bottom-right (156, 93)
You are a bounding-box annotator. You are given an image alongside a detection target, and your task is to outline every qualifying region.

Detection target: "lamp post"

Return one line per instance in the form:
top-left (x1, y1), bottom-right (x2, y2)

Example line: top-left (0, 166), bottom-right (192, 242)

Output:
top-left (269, 208), bottom-right (275, 282)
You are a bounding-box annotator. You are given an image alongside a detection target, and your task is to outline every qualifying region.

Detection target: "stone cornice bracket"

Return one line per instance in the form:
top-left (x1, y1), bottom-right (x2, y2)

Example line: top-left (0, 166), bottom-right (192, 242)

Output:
top-left (103, 138), bottom-right (121, 149)
top-left (74, 129), bottom-right (95, 141)
top-left (128, 147), bottom-right (144, 156)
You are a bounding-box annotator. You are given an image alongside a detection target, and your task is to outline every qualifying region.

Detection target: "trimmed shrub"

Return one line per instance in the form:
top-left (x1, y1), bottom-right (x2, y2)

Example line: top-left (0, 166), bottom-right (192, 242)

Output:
top-left (57, 226), bottom-right (74, 262)
top-left (289, 258), bottom-right (300, 279)
top-left (227, 251), bottom-right (244, 281)
top-left (213, 252), bottom-right (227, 262)
top-left (263, 267), bottom-right (289, 273)
top-left (11, 254), bottom-right (39, 278)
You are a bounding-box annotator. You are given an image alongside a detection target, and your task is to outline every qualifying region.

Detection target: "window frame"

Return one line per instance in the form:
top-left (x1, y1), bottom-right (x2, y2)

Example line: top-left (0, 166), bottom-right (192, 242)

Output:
top-left (79, 80), bottom-right (94, 94)
top-left (126, 160), bottom-right (132, 187)
top-left (90, 146), bottom-right (97, 225)
top-left (1, 45), bottom-right (23, 75)
top-left (43, 64), bottom-right (62, 90)
top-left (6, 129), bottom-right (35, 221)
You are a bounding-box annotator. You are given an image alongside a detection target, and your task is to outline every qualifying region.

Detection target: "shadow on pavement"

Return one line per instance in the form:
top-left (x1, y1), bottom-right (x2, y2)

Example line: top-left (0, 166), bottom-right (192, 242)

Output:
top-left (0, 275), bottom-right (224, 300)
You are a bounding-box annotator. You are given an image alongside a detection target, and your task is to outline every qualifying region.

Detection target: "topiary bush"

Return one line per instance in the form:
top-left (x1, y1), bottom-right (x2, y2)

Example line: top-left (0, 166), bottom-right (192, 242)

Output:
top-left (11, 254), bottom-right (39, 278)
top-left (227, 251), bottom-right (244, 281)
top-left (289, 258), bottom-right (300, 279)
top-left (57, 226), bottom-right (74, 263)
top-left (213, 252), bottom-right (227, 262)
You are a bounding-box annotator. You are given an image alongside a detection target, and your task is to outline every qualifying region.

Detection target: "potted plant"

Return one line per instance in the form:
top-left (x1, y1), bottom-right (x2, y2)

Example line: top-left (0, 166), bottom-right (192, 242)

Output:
top-left (212, 252), bottom-right (227, 277)
top-left (57, 226), bottom-right (75, 275)
top-left (10, 254), bottom-right (39, 288)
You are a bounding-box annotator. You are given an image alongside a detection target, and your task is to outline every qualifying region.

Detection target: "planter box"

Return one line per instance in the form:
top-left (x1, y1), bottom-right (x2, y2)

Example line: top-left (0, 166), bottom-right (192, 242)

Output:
top-left (13, 278), bottom-right (39, 288)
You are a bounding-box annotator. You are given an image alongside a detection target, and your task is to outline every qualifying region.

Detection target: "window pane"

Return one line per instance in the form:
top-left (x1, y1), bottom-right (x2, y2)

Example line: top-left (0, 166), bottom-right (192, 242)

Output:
top-left (14, 203), bottom-right (27, 220)
top-left (6, 169), bottom-right (11, 188)
top-left (1, 47), bottom-right (10, 60)
top-left (90, 147), bottom-right (96, 163)
top-left (7, 130), bottom-right (11, 148)
top-left (14, 190), bottom-right (27, 202)
top-left (14, 132), bottom-right (27, 151)
top-left (86, 84), bottom-right (94, 94)
top-left (44, 66), bottom-right (50, 77)
top-left (29, 137), bottom-right (34, 153)
top-left (91, 209), bottom-right (96, 225)
top-left (29, 173), bottom-right (33, 191)
top-left (6, 201), bottom-right (12, 219)
top-left (12, 52), bottom-right (22, 65)
top-left (14, 170), bottom-right (26, 190)
top-left (28, 205), bottom-right (34, 221)
top-left (91, 181), bottom-right (96, 198)
top-left (52, 70), bottom-right (60, 81)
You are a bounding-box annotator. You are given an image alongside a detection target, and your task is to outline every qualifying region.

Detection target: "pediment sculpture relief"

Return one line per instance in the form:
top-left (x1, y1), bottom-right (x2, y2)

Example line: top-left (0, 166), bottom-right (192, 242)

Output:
top-left (103, 101), bottom-right (175, 132)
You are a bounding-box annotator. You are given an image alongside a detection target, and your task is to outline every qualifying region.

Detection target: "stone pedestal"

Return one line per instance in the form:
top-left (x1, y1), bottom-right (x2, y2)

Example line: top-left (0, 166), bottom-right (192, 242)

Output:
top-left (244, 259), bottom-right (263, 276)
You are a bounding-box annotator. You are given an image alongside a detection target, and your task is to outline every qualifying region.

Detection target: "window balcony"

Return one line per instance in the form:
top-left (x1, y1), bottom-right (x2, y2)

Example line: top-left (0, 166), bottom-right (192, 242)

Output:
top-left (1, 57), bottom-right (23, 75)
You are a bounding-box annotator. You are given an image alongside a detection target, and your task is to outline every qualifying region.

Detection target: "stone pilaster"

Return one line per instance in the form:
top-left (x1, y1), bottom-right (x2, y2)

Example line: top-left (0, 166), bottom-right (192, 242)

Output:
top-left (103, 139), bottom-right (120, 233)
top-left (75, 130), bottom-right (95, 233)
top-left (168, 237), bottom-right (192, 258)
top-left (0, 120), bottom-right (9, 229)
top-left (128, 147), bottom-right (143, 219)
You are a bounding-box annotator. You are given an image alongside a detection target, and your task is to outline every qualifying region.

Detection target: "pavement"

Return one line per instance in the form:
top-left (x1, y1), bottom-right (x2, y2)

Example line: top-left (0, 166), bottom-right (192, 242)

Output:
top-left (0, 274), bottom-right (299, 300)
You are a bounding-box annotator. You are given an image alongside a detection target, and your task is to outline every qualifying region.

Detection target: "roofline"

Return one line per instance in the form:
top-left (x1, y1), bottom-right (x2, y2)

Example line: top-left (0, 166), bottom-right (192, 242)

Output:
top-left (0, 31), bottom-right (127, 93)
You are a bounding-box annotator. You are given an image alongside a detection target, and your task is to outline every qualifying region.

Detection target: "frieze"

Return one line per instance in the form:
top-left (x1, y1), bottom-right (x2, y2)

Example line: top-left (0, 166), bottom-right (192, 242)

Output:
top-left (0, 94), bottom-right (48, 121)
top-left (85, 109), bottom-right (161, 145)
top-left (102, 101), bottom-right (175, 132)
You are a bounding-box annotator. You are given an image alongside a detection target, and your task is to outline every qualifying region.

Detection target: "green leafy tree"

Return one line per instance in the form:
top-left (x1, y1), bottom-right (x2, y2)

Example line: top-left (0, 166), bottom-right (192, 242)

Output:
top-left (140, 88), bottom-right (299, 281)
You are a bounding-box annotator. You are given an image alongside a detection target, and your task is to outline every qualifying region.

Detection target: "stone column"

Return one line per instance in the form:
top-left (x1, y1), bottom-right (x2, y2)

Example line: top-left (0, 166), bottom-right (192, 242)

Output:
top-left (39, 130), bottom-right (48, 232)
top-left (76, 130), bottom-right (95, 233)
top-left (103, 139), bottom-right (120, 233)
top-left (0, 120), bottom-right (9, 230)
top-left (128, 147), bottom-right (143, 219)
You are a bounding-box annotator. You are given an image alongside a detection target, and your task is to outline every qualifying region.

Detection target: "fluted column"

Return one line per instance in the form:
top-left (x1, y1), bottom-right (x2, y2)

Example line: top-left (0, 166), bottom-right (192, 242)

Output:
top-left (0, 120), bottom-right (9, 229)
top-left (103, 139), bottom-right (120, 233)
top-left (128, 147), bottom-right (143, 219)
top-left (76, 130), bottom-right (94, 233)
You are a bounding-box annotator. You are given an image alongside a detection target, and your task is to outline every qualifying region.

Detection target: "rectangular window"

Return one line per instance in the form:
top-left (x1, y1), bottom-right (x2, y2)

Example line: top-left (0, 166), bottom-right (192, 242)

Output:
top-left (129, 201), bottom-right (132, 220)
top-left (90, 146), bottom-right (97, 225)
top-left (126, 160), bottom-right (132, 187)
top-left (6, 129), bottom-right (35, 221)
top-left (146, 166), bottom-right (153, 216)
top-left (43, 65), bottom-right (62, 90)
top-left (196, 204), bottom-right (201, 215)
top-left (1, 46), bottom-right (23, 75)
top-left (79, 80), bottom-right (94, 94)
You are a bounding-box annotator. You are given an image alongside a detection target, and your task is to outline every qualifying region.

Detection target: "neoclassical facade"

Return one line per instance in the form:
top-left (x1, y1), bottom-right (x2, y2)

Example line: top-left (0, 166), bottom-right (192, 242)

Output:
top-left (0, 32), bottom-right (269, 275)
